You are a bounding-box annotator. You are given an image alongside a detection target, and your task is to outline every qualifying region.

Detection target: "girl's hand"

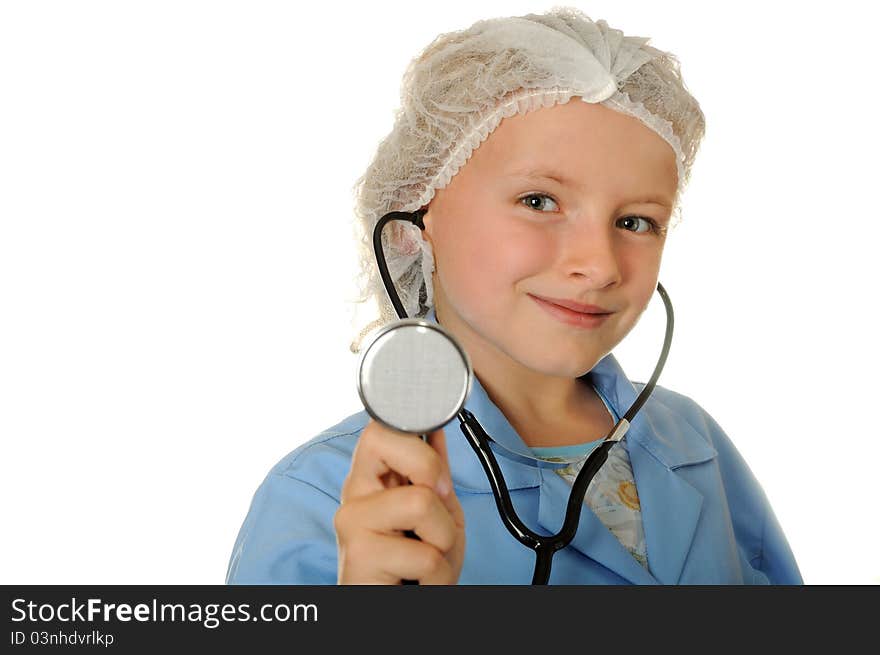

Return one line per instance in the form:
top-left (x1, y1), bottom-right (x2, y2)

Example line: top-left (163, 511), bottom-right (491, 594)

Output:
top-left (334, 418), bottom-right (466, 584)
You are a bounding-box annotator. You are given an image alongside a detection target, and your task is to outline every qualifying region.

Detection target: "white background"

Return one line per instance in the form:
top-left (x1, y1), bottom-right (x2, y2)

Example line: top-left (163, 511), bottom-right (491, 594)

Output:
top-left (1, 0), bottom-right (877, 585)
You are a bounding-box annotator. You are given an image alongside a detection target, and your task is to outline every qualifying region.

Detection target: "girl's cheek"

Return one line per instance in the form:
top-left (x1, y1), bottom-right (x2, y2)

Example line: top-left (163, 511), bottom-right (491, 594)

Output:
top-left (435, 206), bottom-right (554, 292)
top-left (626, 261), bottom-right (662, 314)
top-left (500, 230), bottom-right (556, 272)
top-left (441, 215), bottom-right (499, 274)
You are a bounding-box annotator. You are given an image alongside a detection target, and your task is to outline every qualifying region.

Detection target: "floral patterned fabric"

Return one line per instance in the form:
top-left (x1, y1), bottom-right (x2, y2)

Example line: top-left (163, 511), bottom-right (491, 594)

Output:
top-left (529, 385), bottom-right (649, 570)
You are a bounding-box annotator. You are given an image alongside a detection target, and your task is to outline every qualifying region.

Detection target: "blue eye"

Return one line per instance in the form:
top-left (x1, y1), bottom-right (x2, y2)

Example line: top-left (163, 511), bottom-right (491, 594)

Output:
top-left (618, 215), bottom-right (664, 235)
top-left (520, 193), bottom-right (666, 236)
top-left (519, 193), bottom-right (559, 212)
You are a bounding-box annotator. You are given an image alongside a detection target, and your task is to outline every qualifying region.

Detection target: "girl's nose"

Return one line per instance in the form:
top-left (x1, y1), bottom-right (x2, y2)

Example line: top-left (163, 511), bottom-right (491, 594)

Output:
top-left (559, 222), bottom-right (622, 289)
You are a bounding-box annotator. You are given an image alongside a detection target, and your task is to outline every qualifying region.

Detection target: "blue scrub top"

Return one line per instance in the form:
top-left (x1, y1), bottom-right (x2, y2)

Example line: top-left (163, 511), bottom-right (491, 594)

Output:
top-left (226, 308), bottom-right (803, 585)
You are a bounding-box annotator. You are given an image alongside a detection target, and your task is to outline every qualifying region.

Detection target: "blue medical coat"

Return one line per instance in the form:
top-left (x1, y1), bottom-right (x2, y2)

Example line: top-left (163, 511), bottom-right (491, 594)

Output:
top-left (226, 309), bottom-right (803, 585)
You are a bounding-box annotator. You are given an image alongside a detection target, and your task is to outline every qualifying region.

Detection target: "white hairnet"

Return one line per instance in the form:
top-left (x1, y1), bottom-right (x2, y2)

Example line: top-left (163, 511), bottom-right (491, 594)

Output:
top-left (348, 6), bottom-right (706, 353)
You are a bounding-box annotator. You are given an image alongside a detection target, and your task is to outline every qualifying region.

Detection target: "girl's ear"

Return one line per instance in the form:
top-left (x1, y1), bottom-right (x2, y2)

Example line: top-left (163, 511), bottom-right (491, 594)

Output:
top-left (419, 204), bottom-right (433, 242)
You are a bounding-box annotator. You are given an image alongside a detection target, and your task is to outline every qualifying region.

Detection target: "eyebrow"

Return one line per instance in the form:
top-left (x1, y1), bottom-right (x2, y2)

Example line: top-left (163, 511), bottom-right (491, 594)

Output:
top-left (508, 167), bottom-right (674, 208)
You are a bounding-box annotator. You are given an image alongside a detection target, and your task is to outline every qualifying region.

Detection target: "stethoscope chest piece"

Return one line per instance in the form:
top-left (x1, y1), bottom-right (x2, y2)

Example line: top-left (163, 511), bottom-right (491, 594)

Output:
top-left (356, 319), bottom-right (473, 435)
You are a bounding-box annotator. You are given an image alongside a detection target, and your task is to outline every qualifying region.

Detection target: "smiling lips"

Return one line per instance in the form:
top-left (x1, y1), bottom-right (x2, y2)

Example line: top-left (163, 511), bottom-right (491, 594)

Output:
top-left (530, 295), bottom-right (611, 314)
top-left (528, 294), bottom-right (613, 329)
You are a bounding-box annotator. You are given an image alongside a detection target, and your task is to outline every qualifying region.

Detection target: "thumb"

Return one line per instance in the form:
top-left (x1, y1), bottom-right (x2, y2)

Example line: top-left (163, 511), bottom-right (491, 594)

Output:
top-left (426, 428), bottom-right (462, 520)
top-left (426, 428), bottom-right (452, 480)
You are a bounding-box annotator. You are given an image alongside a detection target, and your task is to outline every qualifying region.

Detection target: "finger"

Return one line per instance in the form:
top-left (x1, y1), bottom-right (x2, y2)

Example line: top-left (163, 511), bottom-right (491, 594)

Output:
top-left (379, 470), bottom-right (409, 489)
top-left (337, 484), bottom-right (459, 554)
top-left (342, 421), bottom-right (450, 502)
top-left (342, 531), bottom-right (454, 585)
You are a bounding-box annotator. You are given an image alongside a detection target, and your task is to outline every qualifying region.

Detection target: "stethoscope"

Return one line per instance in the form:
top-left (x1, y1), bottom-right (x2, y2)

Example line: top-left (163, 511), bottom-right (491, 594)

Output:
top-left (356, 209), bottom-right (674, 584)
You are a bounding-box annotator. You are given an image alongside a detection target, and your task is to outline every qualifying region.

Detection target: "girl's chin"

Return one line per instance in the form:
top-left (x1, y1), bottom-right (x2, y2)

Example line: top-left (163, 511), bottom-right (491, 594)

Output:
top-left (510, 348), bottom-right (604, 378)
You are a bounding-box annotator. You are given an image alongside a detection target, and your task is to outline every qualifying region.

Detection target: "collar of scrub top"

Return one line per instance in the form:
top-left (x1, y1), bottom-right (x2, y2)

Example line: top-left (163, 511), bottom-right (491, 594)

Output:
top-left (423, 306), bottom-right (720, 584)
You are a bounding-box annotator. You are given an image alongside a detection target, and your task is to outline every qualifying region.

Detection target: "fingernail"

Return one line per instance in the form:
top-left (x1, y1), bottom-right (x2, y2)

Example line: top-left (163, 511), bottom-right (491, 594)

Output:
top-left (435, 476), bottom-right (452, 498)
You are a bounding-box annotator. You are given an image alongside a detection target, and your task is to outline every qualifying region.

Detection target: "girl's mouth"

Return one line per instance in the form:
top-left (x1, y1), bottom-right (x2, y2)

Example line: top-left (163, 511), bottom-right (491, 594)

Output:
top-left (529, 294), bottom-right (613, 329)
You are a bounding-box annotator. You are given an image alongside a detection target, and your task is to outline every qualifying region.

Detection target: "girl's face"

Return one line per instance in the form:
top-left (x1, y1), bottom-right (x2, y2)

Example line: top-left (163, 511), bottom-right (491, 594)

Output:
top-left (421, 98), bottom-right (678, 379)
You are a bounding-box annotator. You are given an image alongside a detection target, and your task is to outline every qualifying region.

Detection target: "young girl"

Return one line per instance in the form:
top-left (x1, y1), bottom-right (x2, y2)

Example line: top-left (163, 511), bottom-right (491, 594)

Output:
top-left (226, 7), bottom-right (802, 585)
